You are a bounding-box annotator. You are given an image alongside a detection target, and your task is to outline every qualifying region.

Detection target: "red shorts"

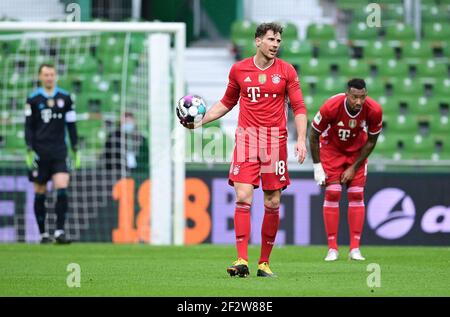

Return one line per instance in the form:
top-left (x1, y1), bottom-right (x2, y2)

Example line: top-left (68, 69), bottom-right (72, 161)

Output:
top-left (320, 143), bottom-right (368, 187)
top-left (228, 144), bottom-right (290, 191)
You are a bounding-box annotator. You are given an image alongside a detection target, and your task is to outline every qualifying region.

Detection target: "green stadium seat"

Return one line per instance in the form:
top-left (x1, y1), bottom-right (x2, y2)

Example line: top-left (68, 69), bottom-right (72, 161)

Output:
top-left (348, 22), bottom-right (379, 42)
top-left (279, 22), bottom-right (298, 41)
top-left (372, 133), bottom-right (404, 160)
top-left (377, 96), bottom-right (401, 116)
top-left (338, 59), bottom-right (370, 77)
top-left (409, 96), bottom-right (441, 117)
top-left (280, 40), bottom-right (313, 67)
top-left (281, 40), bottom-right (313, 58)
top-left (231, 20), bottom-right (258, 47)
top-left (300, 58), bottom-right (332, 77)
top-left (314, 77), bottom-right (347, 95)
top-left (2, 39), bottom-right (21, 53)
top-left (433, 78), bottom-right (450, 97)
top-left (375, 59), bottom-right (409, 78)
top-left (318, 40), bottom-right (349, 58)
top-left (415, 60), bottom-right (449, 79)
top-left (5, 72), bottom-right (34, 90)
top-left (97, 33), bottom-right (126, 55)
top-left (59, 36), bottom-right (85, 53)
top-left (423, 23), bottom-right (450, 41)
top-left (303, 95), bottom-right (316, 118)
top-left (76, 119), bottom-right (105, 150)
top-left (73, 92), bottom-right (120, 113)
top-left (402, 41), bottom-right (434, 61)
top-left (422, 6), bottom-right (449, 23)
top-left (364, 77), bottom-right (386, 96)
top-left (100, 54), bottom-right (136, 74)
top-left (69, 55), bottom-right (98, 74)
top-left (383, 4), bottom-right (406, 23)
top-left (430, 116), bottom-right (450, 136)
top-left (364, 41), bottom-right (396, 59)
top-left (0, 124), bottom-right (26, 154)
top-left (394, 78), bottom-right (426, 96)
top-left (389, 115), bottom-right (418, 134)
top-left (306, 24), bottom-right (336, 41)
top-left (384, 23), bottom-right (416, 41)
top-left (16, 39), bottom-right (40, 54)
top-left (130, 33), bottom-right (147, 54)
top-left (403, 135), bottom-right (439, 160)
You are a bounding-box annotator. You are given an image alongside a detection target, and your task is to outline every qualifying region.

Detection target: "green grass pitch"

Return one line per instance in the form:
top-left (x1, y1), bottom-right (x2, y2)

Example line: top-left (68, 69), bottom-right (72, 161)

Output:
top-left (0, 244), bottom-right (449, 296)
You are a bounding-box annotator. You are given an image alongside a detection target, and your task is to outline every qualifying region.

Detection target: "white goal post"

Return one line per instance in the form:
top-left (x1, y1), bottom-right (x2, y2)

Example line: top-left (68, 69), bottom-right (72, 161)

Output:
top-left (0, 21), bottom-right (186, 245)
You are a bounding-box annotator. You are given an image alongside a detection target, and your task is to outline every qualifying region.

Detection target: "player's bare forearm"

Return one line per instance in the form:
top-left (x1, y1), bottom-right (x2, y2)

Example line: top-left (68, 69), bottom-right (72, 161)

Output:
top-left (294, 114), bottom-right (308, 163)
top-left (198, 101), bottom-right (231, 128)
top-left (309, 128), bottom-right (321, 164)
top-left (294, 114), bottom-right (307, 142)
top-left (352, 133), bottom-right (379, 170)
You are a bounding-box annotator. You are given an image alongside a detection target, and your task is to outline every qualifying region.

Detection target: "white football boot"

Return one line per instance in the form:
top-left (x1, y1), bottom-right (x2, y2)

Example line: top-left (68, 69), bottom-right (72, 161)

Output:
top-left (324, 248), bottom-right (339, 261)
top-left (349, 248), bottom-right (366, 261)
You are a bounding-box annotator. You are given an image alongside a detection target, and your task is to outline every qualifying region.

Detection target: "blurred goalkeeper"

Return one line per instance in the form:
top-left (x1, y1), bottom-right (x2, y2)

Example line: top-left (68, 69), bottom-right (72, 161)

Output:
top-left (179, 23), bottom-right (308, 277)
top-left (25, 63), bottom-right (79, 244)
top-left (309, 79), bottom-right (382, 261)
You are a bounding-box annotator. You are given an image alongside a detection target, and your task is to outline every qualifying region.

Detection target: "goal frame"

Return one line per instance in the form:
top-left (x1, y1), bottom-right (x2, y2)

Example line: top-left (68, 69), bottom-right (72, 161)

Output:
top-left (0, 21), bottom-right (186, 245)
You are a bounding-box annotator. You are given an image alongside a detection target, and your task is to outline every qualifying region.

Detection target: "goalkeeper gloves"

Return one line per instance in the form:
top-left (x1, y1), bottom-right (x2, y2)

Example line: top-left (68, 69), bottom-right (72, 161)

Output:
top-left (25, 149), bottom-right (38, 169)
top-left (73, 150), bottom-right (81, 169)
top-left (313, 163), bottom-right (326, 186)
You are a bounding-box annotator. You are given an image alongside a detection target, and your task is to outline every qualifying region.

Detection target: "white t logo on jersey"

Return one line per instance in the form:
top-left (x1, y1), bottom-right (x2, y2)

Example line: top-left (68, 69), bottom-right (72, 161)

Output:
top-left (338, 129), bottom-right (351, 141)
top-left (41, 109), bottom-right (52, 123)
top-left (247, 87), bottom-right (261, 103)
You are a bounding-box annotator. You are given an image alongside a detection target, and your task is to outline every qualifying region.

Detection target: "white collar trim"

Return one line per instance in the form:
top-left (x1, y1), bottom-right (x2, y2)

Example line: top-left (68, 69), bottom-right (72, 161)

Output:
top-left (253, 56), bottom-right (275, 71)
top-left (344, 97), bottom-right (363, 118)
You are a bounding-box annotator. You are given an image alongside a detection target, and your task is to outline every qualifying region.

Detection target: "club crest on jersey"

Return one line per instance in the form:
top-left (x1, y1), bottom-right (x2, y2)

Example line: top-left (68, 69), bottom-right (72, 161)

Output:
top-left (314, 112), bottom-right (322, 125)
top-left (271, 74), bottom-right (281, 84)
top-left (47, 98), bottom-right (55, 108)
top-left (57, 98), bottom-right (65, 108)
top-left (349, 119), bottom-right (357, 129)
top-left (360, 120), bottom-right (366, 128)
top-left (258, 74), bottom-right (267, 84)
top-left (41, 108), bottom-right (52, 123)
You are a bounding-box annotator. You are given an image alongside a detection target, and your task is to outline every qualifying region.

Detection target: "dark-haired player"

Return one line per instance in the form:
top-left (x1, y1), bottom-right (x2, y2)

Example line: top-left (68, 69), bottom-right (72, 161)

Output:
top-left (25, 63), bottom-right (79, 244)
top-left (179, 22), bottom-right (308, 277)
top-left (309, 78), bottom-right (382, 261)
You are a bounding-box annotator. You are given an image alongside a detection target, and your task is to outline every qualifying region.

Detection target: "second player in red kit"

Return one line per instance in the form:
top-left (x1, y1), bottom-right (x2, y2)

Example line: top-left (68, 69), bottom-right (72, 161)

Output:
top-left (179, 22), bottom-right (308, 277)
top-left (309, 78), bottom-right (382, 262)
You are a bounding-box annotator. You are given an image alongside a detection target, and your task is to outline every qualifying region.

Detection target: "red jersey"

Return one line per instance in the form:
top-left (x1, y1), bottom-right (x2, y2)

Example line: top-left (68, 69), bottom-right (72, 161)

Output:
top-left (311, 93), bottom-right (383, 153)
top-left (220, 57), bottom-right (306, 148)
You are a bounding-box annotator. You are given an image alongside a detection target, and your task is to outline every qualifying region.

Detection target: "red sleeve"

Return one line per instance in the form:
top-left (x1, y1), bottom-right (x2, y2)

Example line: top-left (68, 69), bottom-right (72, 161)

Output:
top-left (286, 64), bottom-right (307, 116)
top-left (368, 102), bottom-right (383, 135)
top-left (311, 102), bottom-right (331, 133)
top-left (220, 64), bottom-right (240, 109)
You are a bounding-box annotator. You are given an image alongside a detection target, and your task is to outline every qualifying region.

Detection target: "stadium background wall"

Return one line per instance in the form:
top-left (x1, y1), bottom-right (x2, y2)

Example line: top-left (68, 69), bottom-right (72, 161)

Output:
top-left (1, 169), bottom-right (449, 245)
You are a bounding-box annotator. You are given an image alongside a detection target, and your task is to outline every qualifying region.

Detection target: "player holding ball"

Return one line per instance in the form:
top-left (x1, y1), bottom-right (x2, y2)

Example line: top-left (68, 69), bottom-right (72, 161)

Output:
top-left (178, 22), bottom-right (308, 277)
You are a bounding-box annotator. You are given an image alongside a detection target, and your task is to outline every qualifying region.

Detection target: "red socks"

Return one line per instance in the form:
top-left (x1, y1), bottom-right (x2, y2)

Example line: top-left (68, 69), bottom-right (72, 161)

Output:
top-left (323, 184), bottom-right (342, 250)
top-left (259, 205), bottom-right (280, 264)
top-left (323, 184), bottom-right (366, 250)
top-left (234, 202), bottom-right (280, 264)
top-left (347, 186), bottom-right (365, 250)
top-left (234, 202), bottom-right (251, 261)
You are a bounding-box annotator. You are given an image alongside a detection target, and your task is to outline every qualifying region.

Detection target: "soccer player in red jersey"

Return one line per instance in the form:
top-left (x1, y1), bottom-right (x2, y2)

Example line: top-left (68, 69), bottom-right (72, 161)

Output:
top-left (180, 22), bottom-right (308, 277)
top-left (309, 78), bottom-right (383, 261)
